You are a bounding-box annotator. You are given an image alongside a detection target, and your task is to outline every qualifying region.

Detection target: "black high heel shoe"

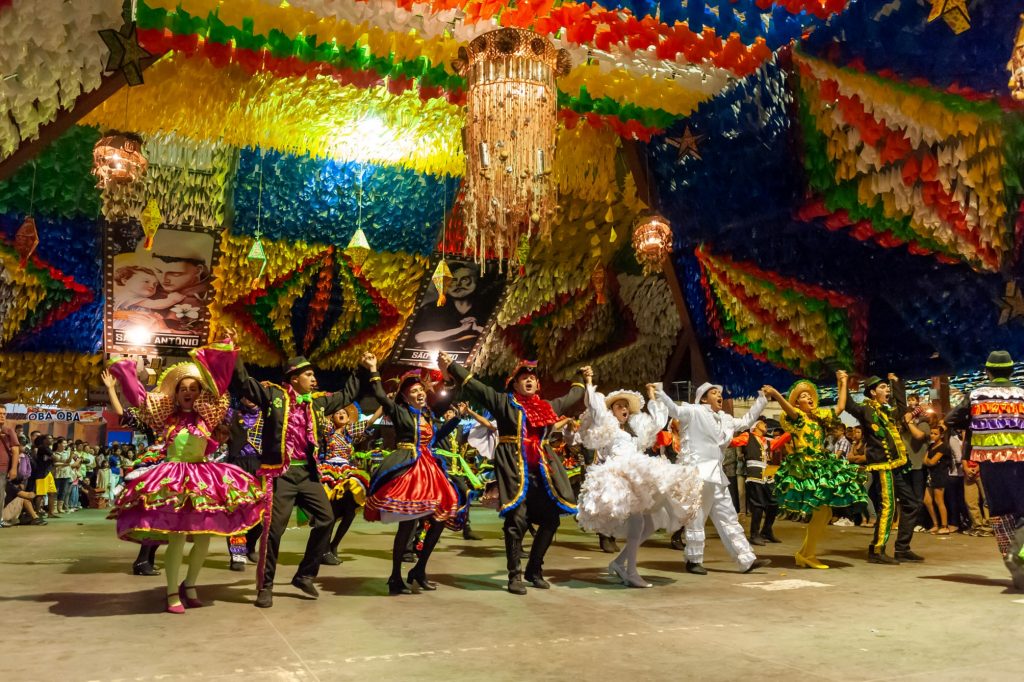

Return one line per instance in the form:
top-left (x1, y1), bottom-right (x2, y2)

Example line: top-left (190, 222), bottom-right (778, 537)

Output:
top-left (387, 576), bottom-right (412, 595)
top-left (407, 569), bottom-right (437, 591)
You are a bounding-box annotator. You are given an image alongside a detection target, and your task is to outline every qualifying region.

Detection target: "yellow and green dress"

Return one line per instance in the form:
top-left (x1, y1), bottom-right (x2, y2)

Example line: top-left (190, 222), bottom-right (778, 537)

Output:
top-left (775, 407), bottom-right (867, 517)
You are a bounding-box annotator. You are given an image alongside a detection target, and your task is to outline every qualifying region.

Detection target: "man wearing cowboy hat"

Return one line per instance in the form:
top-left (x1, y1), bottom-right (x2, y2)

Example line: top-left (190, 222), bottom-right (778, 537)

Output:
top-left (842, 373), bottom-right (922, 564)
top-left (945, 351), bottom-right (1024, 590)
top-left (231, 348), bottom-right (375, 607)
top-left (438, 352), bottom-right (591, 595)
top-left (730, 416), bottom-right (789, 546)
top-left (653, 382), bottom-right (772, 574)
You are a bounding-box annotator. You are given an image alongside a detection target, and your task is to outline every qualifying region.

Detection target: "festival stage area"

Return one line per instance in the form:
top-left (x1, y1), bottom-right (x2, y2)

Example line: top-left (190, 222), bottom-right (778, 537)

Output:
top-left (1, 510), bottom-right (1018, 682)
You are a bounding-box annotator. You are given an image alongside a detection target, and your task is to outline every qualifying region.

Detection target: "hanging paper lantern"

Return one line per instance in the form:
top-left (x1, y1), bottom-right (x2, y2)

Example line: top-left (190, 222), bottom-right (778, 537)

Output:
top-left (454, 28), bottom-right (571, 267)
top-left (14, 216), bottom-right (39, 266)
top-left (632, 213), bottom-right (673, 274)
top-left (92, 131), bottom-right (147, 187)
top-left (432, 259), bottom-right (453, 306)
top-left (345, 227), bottom-right (371, 275)
top-left (1010, 16), bottom-right (1024, 100)
top-left (139, 199), bottom-right (162, 250)
top-left (247, 236), bottom-right (267, 283)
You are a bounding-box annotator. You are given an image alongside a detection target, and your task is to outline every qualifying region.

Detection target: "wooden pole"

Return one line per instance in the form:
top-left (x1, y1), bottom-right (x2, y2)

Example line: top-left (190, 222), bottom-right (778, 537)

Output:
top-left (0, 56), bottom-right (162, 182)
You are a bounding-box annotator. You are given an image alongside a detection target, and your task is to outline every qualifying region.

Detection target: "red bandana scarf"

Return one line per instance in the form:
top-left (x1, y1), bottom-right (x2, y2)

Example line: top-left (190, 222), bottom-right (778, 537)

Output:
top-left (512, 392), bottom-right (559, 427)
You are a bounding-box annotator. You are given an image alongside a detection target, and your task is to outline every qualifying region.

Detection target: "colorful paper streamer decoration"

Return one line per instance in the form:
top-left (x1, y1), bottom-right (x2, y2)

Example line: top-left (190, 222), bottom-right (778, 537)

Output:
top-left (694, 245), bottom-right (867, 379)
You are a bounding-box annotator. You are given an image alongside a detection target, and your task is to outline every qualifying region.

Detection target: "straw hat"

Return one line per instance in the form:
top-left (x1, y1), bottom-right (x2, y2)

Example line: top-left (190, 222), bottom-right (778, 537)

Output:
top-left (604, 389), bottom-right (644, 415)
top-left (157, 362), bottom-right (204, 399)
top-left (787, 380), bottom-right (819, 411)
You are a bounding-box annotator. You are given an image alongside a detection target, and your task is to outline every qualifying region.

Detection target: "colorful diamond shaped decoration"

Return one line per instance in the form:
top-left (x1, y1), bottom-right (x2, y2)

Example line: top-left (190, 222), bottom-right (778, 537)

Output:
top-left (223, 246), bottom-right (399, 367)
top-left (0, 235), bottom-right (93, 348)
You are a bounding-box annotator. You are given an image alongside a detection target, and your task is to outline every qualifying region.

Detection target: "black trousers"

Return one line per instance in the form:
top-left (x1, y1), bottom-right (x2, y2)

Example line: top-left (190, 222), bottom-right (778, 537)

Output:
top-left (264, 465), bottom-right (334, 586)
top-left (745, 480), bottom-right (777, 537)
top-left (870, 468), bottom-right (921, 554)
top-left (503, 469), bottom-right (562, 578)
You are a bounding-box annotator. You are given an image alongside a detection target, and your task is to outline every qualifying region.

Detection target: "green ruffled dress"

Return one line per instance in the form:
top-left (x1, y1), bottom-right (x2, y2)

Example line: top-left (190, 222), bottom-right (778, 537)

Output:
top-left (773, 407), bottom-right (867, 518)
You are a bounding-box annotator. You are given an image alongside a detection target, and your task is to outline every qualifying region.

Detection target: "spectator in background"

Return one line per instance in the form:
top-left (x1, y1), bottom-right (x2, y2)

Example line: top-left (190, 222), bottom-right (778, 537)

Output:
top-left (902, 394), bottom-right (932, 531)
top-left (3, 477), bottom-right (46, 526)
top-left (31, 435), bottom-right (58, 518)
top-left (52, 438), bottom-right (73, 514)
top-left (94, 456), bottom-right (112, 509)
top-left (946, 428), bottom-right (967, 532)
top-left (962, 458), bottom-right (993, 536)
top-left (0, 406), bottom-right (22, 527)
top-left (67, 443), bottom-right (83, 512)
top-left (923, 423), bottom-right (954, 534)
top-left (723, 444), bottom-right (743, 514)
top-left (845, 425), bottom-right (876, 527)
top-left (830, 424), bottom-right (854, 526)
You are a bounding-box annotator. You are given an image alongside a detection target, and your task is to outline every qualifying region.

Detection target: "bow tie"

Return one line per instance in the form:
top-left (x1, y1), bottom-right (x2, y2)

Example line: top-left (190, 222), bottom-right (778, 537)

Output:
top-left (295, 393), bottom-right (313, 405)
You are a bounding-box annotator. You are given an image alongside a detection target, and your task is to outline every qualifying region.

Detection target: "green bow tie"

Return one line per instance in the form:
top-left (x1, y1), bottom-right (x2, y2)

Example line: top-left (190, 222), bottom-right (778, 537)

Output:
top-left (295, 393), bottom-right (313, 405)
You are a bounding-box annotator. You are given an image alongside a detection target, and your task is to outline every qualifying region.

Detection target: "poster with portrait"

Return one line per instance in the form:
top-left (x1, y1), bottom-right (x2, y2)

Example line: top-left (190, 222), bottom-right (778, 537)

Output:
top-left (393, 256), bottom-right (508, 368)
top-left (103, 221), bottom-right (221, 354)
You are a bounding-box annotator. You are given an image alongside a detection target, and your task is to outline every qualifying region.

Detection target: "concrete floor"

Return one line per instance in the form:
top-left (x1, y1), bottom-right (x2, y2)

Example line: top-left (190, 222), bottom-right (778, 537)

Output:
top-left (0, 509), bottom-right (1020, 682)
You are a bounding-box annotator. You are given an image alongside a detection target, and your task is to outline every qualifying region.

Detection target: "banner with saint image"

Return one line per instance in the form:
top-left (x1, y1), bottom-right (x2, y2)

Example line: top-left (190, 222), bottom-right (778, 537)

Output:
top-left (103, 221), bottom-right (221, 354)
top-left (393, 256), bottom-right (507, 368)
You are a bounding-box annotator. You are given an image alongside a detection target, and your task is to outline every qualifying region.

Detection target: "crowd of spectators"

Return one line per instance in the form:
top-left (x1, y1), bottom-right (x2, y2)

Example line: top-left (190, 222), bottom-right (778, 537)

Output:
top-left (0, 406), bottom-right (136, 529)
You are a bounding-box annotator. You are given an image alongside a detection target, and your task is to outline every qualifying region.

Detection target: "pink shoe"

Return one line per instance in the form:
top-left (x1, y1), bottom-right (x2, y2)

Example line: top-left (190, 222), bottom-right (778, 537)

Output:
top-left (165, 594), bottom-right (185, 614)
top-left (178, 582), bottom-right (204, 608)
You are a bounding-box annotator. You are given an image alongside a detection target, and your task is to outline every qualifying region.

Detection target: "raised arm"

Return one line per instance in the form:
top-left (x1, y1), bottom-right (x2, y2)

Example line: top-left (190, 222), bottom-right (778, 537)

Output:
top-left (230, 355), bottom-right (272, 410)
top-left (440, 355), bottom-right (505, 416)
top-left (889, 373), bottom-right (908, 421)
top-left (465, 406), bottom-right (498, 433)
top-left (101, 370), bottom-right (125, 417)
top-left (733, 388), bottom-right (770, 431)
top-left (321, 370), bottom-right (362, 416)
top-left (549, 366), bottom-right (591, 416)
top-left (764, 385), bottom-right (800, 420)
top-left (835, 370), bottom-right (849, 415)
top-left (654, 388), bottom-right (697, 427)
top-left (433, 416), bottom-right (461, 447)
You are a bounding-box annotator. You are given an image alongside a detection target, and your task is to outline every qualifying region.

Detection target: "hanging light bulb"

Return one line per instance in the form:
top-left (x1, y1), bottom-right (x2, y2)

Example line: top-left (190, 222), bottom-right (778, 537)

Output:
top-left (631, 213), bottom-right (673, 274)
top-left (92, 132), bottom-right (147, 187)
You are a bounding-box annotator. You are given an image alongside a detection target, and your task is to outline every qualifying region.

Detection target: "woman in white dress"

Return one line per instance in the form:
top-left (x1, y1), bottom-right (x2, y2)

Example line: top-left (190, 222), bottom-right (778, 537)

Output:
top-left (578, 383), bottom-right (703, 588)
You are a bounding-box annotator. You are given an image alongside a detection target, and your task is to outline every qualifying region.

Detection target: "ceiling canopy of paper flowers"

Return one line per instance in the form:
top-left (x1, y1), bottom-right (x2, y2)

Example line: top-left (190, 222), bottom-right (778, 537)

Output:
top-left (7, 0), bottom-right (1024, 405)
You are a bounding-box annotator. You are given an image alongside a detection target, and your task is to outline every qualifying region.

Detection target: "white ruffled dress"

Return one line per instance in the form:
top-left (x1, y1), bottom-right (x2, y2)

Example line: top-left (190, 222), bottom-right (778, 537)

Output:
top-left (576, 386), bottom-right (703, 537)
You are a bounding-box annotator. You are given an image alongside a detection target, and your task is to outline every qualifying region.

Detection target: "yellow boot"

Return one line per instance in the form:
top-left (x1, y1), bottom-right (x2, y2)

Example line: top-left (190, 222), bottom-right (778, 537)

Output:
top-left (795, 508), bottom-right (830, 569)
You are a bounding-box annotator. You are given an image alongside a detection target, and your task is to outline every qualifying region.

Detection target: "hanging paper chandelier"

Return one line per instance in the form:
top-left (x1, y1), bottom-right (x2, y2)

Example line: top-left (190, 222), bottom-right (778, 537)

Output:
top-left (632, 213), bottom-right (673, 274)
top-left (454, 28), bottom-right (571, 266)
top-left (1010, 16), bottom-right (1024, 100)
top-left (92, 132), bottom-right (147, 187)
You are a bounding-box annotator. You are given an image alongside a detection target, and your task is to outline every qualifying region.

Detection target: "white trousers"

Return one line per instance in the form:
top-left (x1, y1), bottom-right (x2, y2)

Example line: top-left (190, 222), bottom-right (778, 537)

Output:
top-left (685, 482), bottom-right (757, 570)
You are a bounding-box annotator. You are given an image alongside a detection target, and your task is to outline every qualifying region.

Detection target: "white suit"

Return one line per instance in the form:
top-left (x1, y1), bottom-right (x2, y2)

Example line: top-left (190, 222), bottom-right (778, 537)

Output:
top-left (656, 389), bottom-right (768, 570)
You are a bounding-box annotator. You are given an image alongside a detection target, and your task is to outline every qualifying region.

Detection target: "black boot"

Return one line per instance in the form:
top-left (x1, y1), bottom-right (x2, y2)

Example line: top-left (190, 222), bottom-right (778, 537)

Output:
top-left (670, 528), bottom-right (686, 551)
top-left (462, 524), bottom-right (482, 541)
top-left (685, 561), bottom-right (707, 575)
top-left (598, 534), bottom-right (619, 553)
top-left (504, 530), bottom-right (525, 594)
top-left (762, 510), bottom-right (781, 542)
top-left (507, 572), bottom-right (527, 595)
top-left (749, 509), bottom-right (765, 545)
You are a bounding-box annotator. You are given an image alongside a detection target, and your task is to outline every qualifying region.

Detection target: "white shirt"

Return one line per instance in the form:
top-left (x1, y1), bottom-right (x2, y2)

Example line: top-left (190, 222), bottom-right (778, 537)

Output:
top-left (656, 389), bottom-right (768, 486)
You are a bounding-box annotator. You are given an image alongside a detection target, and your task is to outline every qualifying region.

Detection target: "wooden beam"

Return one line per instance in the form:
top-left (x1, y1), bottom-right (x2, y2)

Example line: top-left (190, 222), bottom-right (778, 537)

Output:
top-left (0, 55), bottom-right (162, 183)
top-left (619, 140), bottom-right (660, 211)
top-left (660, 256), bottom-right (709, 387)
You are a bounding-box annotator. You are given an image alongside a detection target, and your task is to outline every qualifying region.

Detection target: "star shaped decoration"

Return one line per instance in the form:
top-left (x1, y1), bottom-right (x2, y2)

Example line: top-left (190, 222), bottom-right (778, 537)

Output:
top-left (98, 22), bottom-right (152, 86)
top-left (998, 280), bottom-right (1024, 325)
top-left (666, 126), bottom-right (705, 162)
